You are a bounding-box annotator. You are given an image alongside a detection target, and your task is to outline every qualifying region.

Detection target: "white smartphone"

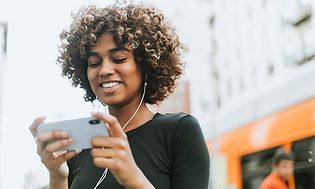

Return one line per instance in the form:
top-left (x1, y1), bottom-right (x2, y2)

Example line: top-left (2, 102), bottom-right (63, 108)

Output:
top-left (37, 117), bottom-right (108, 151)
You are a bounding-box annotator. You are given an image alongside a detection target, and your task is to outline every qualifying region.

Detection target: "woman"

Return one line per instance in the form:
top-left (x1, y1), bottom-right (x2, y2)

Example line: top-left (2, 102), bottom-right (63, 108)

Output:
top-left (30, 3), bottom-right (210, 189)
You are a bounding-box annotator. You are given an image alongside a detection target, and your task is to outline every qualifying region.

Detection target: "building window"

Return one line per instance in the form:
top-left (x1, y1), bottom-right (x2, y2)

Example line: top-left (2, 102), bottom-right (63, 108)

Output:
top-left (292, 136), bottom-right (315, 189)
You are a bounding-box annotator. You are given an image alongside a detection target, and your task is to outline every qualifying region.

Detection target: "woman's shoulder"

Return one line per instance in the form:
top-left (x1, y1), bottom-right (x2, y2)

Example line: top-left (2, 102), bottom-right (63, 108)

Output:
top-left (155, 112), bottom-right (195, 121)
top-left (152, 112), bottom-right (200, 131)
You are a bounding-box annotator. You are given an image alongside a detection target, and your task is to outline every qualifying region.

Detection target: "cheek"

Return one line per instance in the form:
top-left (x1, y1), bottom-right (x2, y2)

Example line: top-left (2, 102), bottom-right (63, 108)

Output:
top-left (87, 70), bottom-right (95, 84)
top-left (122, 65), bottom-right (142, 83)
top-left (281, 168), bottom-right (290, 174)
top-left (87, 71), bottom-right (99, 93)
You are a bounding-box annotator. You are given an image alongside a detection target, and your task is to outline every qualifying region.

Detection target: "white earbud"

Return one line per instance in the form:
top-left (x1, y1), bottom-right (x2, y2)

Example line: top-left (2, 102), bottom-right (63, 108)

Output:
top-left (144, 75), bottom-right (148, 87)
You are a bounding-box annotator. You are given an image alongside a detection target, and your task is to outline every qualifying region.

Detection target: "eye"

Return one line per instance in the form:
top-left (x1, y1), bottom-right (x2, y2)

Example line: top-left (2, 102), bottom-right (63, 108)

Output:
top-left (87, 56), bottom-right (102, 67)
top-left (112, 57), bottom-right (127, 64)
top-left (88, 61), bottom-right (101, 67)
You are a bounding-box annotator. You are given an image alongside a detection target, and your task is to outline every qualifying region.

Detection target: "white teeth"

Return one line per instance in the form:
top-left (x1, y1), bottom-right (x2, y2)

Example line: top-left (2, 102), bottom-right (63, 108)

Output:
top-left (102, 82), bottom-right (120, 88)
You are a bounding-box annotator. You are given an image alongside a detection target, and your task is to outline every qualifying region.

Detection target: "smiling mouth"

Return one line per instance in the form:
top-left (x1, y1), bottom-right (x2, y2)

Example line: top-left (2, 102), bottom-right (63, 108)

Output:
top-left (100, 82), bottom-right (121, 88)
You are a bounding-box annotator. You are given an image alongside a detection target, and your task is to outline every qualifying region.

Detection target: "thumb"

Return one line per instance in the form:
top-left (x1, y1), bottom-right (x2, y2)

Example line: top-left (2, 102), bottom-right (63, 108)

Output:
top-left (91, 112), bottom-right (125, 138)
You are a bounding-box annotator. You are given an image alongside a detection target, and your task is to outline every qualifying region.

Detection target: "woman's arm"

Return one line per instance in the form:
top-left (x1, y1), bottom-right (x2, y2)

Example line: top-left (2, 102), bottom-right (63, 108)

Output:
top-left (49, 174), bottom-right (68, 189)
top-left (171, 115), bottom-right (210, 189)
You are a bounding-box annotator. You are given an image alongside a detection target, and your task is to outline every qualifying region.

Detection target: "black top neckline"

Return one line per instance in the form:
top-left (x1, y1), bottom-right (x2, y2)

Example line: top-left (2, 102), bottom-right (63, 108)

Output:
top-left (125, 112), bottom-right (161, 137)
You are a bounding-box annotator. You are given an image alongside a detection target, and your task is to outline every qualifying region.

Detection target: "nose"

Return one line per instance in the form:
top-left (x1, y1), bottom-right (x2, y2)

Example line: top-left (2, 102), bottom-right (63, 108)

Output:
top-left (98, 59), bottom-right (115, 77)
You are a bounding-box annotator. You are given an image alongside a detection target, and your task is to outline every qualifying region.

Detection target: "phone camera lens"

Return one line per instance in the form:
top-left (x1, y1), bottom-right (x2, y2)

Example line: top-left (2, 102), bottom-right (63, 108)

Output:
top-left (89, 119), bottom-right (100, 125)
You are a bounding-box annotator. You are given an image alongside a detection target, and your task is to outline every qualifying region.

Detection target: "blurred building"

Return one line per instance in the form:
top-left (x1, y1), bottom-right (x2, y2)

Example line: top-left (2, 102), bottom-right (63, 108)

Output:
top-left (208, 0), bottom-right (315, 189)
top-left (0, 22), bottom-right (7, 127)
top-left (0, 22), bottom-right (7, 189)
top-left (209, 0), bottom-right (315, 134)
top-left (150, 80), bottom-right (191, 113)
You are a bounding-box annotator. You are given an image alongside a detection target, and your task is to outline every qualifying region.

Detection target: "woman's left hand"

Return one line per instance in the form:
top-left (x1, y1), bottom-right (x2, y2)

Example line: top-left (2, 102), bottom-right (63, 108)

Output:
top-left (90, 112), bottom-right (153, 189)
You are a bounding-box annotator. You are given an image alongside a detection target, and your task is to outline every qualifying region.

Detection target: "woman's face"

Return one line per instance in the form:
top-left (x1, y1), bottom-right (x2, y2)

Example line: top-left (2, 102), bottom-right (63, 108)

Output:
top-left (87, 33), bottom-right (143, 107)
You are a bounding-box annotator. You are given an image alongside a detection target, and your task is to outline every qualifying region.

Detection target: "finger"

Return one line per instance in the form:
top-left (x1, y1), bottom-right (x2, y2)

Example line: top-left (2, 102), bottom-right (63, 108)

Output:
top-left (29, 116), bottom-right (46, 137)
top-left (37, 131), bottom-right (70, 154)
top-left (53, 151), bottom-right (67, 157)
top-left (91, 148), bottom-right (122, 158)
top-left (50, 150), bottom-right (81, 166)
top-left (43, 138), bottom-right (74, 154)
top-left (91, 136), bottom-right (128, 149)
top-left (91, 112), bottom-right (126, 138)
top-left (93, 157), bottom-right (117, 170)
top-left (37, 130), bottom-right (69, 144)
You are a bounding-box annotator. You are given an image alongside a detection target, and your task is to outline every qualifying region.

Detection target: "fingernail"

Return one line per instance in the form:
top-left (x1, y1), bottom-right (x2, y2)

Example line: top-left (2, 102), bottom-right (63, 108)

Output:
top-left (75, 149), bottom-right (82, 153)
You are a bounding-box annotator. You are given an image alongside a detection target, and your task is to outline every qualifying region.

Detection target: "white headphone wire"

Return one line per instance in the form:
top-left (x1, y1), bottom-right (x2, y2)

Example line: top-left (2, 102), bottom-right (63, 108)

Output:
top-left (93, 81), bottom-right (147, 189)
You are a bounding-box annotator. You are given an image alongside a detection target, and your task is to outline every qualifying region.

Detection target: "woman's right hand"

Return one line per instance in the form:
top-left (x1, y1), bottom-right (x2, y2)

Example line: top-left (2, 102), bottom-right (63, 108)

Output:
top-left (29, 116), bottom-right (80, 182)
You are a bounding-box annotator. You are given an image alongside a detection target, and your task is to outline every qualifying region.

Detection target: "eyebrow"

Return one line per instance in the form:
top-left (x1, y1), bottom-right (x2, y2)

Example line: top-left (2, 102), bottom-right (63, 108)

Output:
top-left (87, 47), bottom-right (130, 57)
top-left (109, 47), bottom-right (130, 53)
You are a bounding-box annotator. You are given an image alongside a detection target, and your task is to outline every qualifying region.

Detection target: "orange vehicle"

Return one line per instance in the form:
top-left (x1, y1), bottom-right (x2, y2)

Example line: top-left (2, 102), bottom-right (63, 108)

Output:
top-left (209, 64), bottom-right (315, 189)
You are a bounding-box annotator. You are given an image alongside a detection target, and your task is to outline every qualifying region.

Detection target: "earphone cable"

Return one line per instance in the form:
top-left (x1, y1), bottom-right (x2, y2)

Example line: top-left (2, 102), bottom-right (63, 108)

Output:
top-left (93, 81), bottom-right (147, 189)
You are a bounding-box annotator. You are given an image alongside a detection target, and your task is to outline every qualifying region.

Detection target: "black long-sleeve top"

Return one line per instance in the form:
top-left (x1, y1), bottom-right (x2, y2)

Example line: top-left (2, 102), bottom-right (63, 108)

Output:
top-left (67, 112), bottom-right (210, 189)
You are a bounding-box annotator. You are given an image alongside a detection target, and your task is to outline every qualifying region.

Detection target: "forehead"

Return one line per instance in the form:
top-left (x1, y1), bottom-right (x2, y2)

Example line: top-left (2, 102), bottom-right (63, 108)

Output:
top-left (277, 160), bottom-right (293, 167)
top-left (90, 33), bottom-right (116, 51)
top-left (87, 33), bottom-right (132, 56)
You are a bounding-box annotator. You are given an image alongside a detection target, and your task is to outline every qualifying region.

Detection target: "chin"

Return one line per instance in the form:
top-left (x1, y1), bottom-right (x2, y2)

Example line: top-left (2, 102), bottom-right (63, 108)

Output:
top-left (102, 99), bottom-right (124, 108)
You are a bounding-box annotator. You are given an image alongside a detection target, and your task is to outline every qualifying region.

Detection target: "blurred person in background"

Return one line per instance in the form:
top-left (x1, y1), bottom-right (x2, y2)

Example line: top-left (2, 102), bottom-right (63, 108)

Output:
top-left (260, 152), bottom-right (294, 189)
top-left (29, 3), bottom-right (210, 189)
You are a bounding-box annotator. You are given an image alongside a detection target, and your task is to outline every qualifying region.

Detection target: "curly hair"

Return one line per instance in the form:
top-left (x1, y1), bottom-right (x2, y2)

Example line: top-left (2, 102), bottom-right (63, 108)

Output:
top-left (57, 4), bottom-right (184, 104)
